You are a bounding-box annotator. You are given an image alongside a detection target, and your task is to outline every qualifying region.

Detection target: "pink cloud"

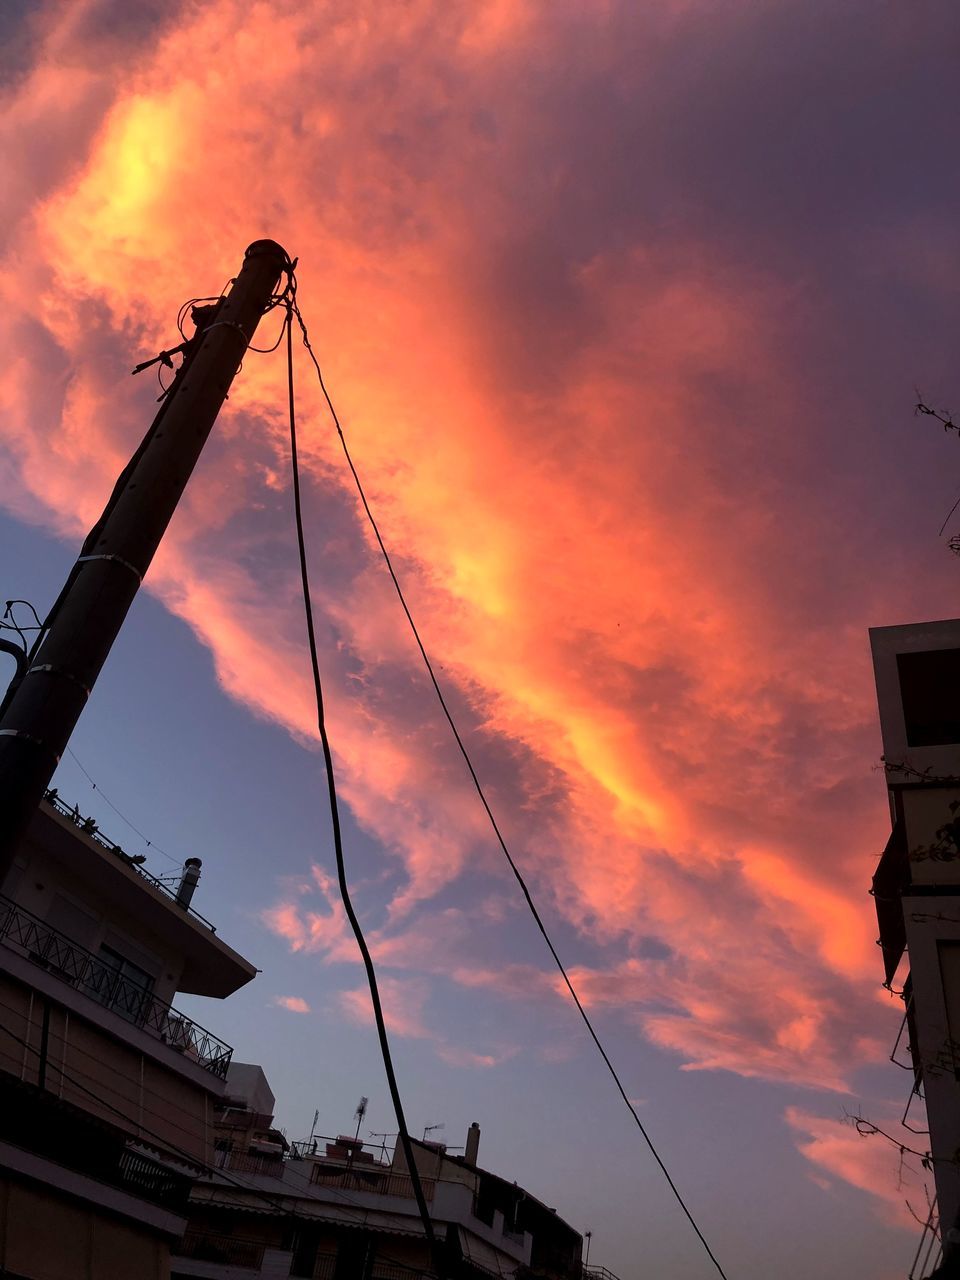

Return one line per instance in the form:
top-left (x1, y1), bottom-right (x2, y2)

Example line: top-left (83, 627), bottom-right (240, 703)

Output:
top-left (339, 972), bottom-right (512, 1070)
top-left (436, 1045), bottom-right (512, 1070)
top-left (785, 1106), bottom-right (935, 1232)
top-left (340, 977), bottom-right (433, 1041)
top-left (261, 904), bottom-right (308, 952)
top-left (273, 995), bottom-right (311, 1014)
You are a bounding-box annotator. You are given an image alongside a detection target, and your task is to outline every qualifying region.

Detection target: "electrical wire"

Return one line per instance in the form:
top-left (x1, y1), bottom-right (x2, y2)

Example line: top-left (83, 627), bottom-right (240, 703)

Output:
top-left (850, 1115), bottom-right (945, 1169)
top-left (63, 747), bottom-right (182, 870)
top-left (282, 306), bottom-right (443, 1278)
top-left (287, 290), bottom-right (730, 1280)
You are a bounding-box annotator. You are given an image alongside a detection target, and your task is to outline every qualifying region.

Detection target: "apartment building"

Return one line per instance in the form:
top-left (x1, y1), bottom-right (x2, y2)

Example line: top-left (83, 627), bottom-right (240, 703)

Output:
top-left (172, 1063), bottom-right (589, 1280)
top-left (0, 790), bottom-right (257, 1279)
top-left (871, 618), bottom-right (960, 1258)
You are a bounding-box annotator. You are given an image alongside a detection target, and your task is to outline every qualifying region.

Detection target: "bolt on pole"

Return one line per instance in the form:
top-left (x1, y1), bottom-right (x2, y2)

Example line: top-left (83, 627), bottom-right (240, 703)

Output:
top-left (0, 239), bottom-right (290, 878)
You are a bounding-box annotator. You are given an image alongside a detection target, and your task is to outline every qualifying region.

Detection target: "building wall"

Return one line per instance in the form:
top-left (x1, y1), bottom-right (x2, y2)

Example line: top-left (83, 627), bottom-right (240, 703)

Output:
top-left (0, 1178), bottom-right (170, 1280)
top-left (904, 899), bottom-right (960, 1237)
top-left (4, 830), bottom-right (185, 1007)
top-left (0, 970), bottom-right (212, 1163)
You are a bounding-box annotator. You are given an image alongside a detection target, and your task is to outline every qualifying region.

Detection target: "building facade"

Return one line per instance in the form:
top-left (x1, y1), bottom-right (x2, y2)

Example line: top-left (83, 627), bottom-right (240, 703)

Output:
top-left (871, 618), bottom-right (960, 1257)
top-left (0, 791), bottom-right (257, 1279)
top-left (172, 1063), bottom-right (590, 1280)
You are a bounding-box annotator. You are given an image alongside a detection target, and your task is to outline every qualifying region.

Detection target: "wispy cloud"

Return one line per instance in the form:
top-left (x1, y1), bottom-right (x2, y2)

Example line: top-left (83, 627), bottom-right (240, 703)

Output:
top-left (1, 0), bottom-right (956, 1112)
top-left (273, 995), bottom-right (311, 1014)
top-left (785, 1106), bottom-right (934, 1232)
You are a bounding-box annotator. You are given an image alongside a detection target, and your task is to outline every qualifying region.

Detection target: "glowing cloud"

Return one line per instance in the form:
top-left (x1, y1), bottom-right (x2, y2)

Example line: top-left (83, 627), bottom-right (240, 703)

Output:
top-left (786, 1106), bottom-right (934, 1233)
top-left (273, 995), bottom-right (311, 1015)
top-left (0, 0), bottom-right (947, 1109)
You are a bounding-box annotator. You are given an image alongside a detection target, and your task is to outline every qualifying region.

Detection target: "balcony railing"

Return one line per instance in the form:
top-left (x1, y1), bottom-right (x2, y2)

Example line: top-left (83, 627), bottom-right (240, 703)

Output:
top-left (218, 1148), bottom-right (286, 1178)
top-left (176, 1232), bottom-right (266, 1268)
top-left (42, 791), bottom-right (217, 932)
top-left (0, 1069), bottom-right (193, 1212)
top-left (309, 1162), bottom-right (435, 1201)
top-left (0, 893), bottom-right (233, 1078)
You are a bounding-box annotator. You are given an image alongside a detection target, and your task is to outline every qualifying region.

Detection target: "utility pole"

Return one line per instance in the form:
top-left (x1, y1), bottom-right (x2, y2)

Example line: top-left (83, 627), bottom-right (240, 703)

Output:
top-left (0, 239), bottom-right (290, 880)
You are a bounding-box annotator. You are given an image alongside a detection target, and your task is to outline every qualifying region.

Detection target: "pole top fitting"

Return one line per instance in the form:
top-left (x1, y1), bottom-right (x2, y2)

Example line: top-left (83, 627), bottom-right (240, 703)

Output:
top-left (245, 239), bottom-right (292, 267)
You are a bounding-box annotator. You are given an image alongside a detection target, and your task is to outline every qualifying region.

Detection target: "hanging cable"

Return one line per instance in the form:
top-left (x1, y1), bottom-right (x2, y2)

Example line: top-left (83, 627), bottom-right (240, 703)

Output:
top-left (63, 746), bottom-right (182, 870)
top-left (282, 306), bottom-right (444, 1278)
top-left (286, 288), bottom-right (730, 1280)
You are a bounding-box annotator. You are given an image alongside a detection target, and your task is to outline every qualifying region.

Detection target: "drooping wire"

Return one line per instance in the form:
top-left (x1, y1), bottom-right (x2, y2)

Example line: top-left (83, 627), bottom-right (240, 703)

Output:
top-left (286, 289), bottom-right (730, 1280)
top-left (63, 746), bottom-right (182, 870)
top-left (282, 304), bottom-right (444, 1278)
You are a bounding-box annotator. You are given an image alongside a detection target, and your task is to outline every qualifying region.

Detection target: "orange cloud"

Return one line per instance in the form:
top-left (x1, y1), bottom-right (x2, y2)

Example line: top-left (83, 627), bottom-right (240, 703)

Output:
top-left (0, 0), bottom-right (912, 1097)
top-left (785, 1106), bottom-right (934, 1233)
top-left (340, 977), bottom-right (433, 1042)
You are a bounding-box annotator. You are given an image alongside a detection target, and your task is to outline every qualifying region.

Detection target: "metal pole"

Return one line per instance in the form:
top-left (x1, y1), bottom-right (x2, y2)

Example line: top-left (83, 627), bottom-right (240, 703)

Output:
top-left (0, 239), bottom-right (290, 877)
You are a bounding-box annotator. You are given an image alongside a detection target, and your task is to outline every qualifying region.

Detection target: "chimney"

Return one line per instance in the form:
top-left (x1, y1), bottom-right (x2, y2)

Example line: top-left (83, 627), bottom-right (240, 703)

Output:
top-left (176, 858), bottom-right (202, 909)
top-left (465, 1121), bottom-right (480, 1165)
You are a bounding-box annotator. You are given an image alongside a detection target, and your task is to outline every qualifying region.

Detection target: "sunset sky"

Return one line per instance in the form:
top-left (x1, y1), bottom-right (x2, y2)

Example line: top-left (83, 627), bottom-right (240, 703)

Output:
top-left (2, 2), bottom-right (960, 1276)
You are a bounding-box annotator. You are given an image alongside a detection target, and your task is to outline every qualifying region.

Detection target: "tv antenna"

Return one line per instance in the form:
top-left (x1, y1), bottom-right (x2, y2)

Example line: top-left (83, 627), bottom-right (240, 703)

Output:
top-left (354, 1096), bottom-right (369, 1142)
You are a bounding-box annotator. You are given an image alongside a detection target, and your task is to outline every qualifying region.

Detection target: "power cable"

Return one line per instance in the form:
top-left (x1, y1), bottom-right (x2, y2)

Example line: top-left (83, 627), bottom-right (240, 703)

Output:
top-left (62, 746), bottom-right (182, 870)
top-left (282, 304), bottom-right (443, 1278)
top-left (287, 290), bottom-right (730, 1280)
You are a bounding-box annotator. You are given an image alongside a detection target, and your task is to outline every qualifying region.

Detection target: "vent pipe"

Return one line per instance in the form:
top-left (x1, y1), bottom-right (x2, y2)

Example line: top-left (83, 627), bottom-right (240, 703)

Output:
top-left (176, 857), bottom-right (202, 909)
top-left (465, 1121), bottom-right (480, 1165)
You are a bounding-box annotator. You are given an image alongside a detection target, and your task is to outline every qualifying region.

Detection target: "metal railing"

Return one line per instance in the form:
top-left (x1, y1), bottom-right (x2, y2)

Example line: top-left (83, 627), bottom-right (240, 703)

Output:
top-left (372, 1263), bottom-right (428, 1280)
top-left (42, 791), bottom-right (217, 932)
top-left (0, 1067), bottom-right (194, 1211)
top-left (118, 1148), bottom-right (195, 1207)
top-left (175, 1232), bottom-right (266, 1268)
top-left (0, 892), bottom-right (233, 1078)
top-left (309, 1163), bottom-right (435, 1201)
top-left (309, 1251), bottom-right (430, 1280)
top-left (221, 1148), bottom-right (286, 1178)
top-left (583, 1267), bottom-right (622, 1280)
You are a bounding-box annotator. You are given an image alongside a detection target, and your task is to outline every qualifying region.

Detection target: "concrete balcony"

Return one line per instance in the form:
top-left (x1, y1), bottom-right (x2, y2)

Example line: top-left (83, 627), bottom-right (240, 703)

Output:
top-left (6, 798), bottom-right (257, 1000)
top-left (0, 1067), bottom-right (193, 1235)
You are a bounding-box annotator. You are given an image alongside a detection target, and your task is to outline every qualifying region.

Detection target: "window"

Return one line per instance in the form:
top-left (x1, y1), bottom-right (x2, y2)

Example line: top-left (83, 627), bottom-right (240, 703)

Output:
top-left (85, 944), bottom-right (155, 1024)
top-left (897, 649), bottom-right (960, 747)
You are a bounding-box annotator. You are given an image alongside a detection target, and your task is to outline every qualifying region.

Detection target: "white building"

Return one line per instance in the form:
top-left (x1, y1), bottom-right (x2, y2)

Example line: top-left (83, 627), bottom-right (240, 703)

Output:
top-left (871, 617), bottom-right (960, 1251)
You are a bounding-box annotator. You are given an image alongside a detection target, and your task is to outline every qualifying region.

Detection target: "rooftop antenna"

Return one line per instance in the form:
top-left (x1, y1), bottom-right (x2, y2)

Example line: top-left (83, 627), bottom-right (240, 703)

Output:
top-left (369, 1130), bottom-right (395, 1163)
top-left (354, 1096), bottom-right (368, 1143)
top-left (423, 1122), bottom-right (445, 1143)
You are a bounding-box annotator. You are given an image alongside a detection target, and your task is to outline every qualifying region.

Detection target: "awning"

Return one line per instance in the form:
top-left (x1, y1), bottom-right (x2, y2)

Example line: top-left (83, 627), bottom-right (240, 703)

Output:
top-left (193, 1188), bottom-right (428, 1237)
top-left (873, 817), bottom-right (909, 986)
top-left (457, 1228), bottom-right (517, 1276)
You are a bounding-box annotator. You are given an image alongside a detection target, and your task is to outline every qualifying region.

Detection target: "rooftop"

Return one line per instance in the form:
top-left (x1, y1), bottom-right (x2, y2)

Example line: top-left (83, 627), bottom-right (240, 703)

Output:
top-left (19, 793), bottom-right (257, 998)
top-left (42, 790), bottom-right (216, 930)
